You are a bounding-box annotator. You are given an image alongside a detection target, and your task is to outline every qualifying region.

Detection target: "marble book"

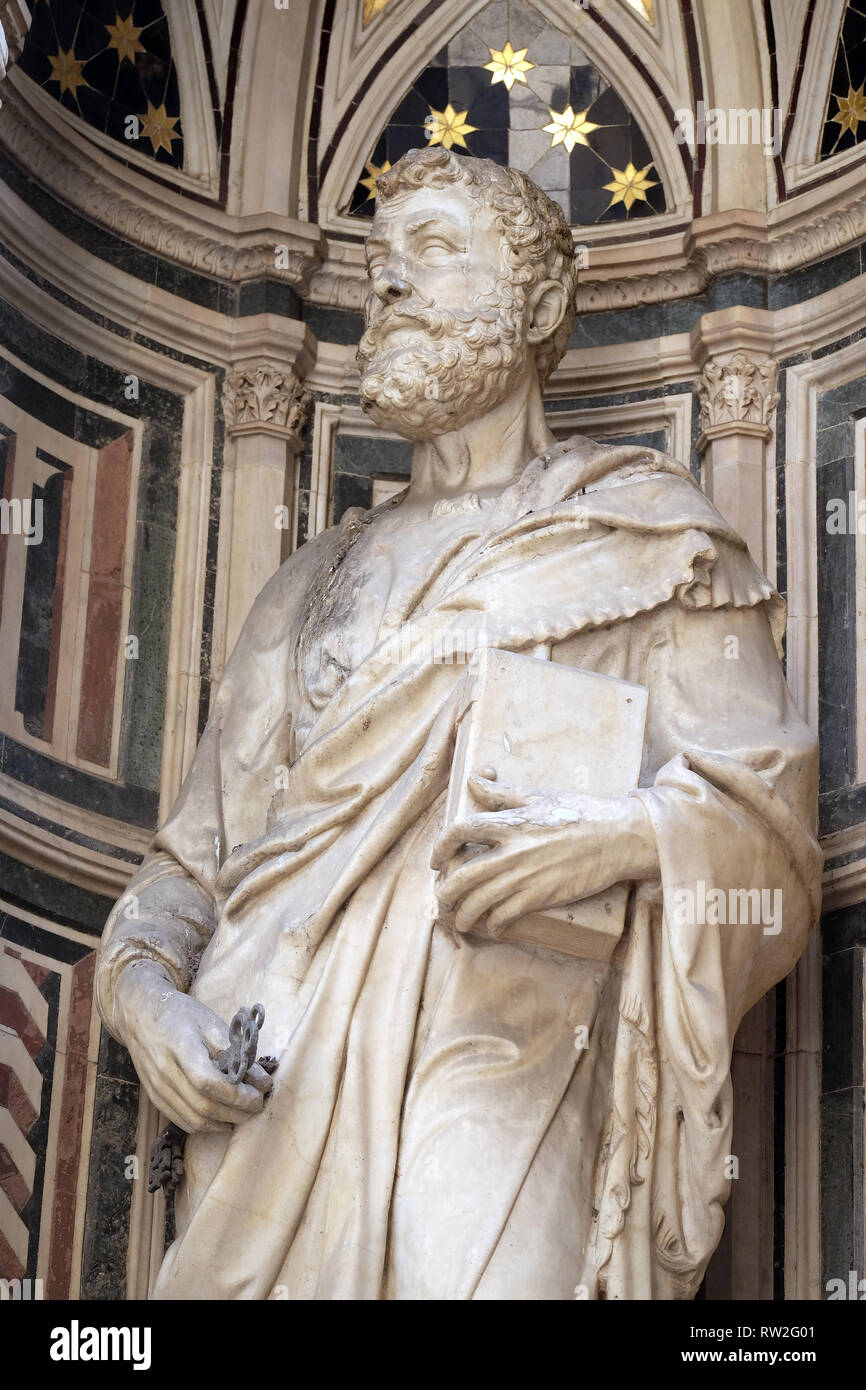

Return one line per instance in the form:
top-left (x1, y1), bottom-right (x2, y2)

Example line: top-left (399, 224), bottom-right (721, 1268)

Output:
top-left (445, 648), bottom-right (648, 959)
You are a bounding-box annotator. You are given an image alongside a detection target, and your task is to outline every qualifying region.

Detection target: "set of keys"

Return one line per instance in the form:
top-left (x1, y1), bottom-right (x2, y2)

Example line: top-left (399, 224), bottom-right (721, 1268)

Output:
top-left (148, 1004), bottom-right (277, 1195)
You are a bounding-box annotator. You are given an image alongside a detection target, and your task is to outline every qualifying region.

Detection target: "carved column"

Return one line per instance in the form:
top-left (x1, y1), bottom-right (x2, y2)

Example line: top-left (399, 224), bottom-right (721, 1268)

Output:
top-left (696, 352), bottom-right (780, 570)
top-left (696, 350), bottom-right (781, 1300)
top-left (221, 362), bottom-right (310, 656)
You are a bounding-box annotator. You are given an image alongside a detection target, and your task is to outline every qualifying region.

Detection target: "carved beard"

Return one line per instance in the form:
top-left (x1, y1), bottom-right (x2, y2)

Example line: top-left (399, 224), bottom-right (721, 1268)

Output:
top-left (357, 287), bottom-right (527, 440)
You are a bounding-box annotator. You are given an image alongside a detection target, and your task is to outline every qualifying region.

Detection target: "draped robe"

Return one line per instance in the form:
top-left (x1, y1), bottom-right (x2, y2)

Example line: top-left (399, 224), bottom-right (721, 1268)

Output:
top-left (96, 436), bottom-right (822, 1300)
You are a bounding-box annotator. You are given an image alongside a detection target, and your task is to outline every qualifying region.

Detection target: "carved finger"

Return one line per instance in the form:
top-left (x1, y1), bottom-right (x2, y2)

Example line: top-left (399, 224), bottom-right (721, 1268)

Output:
top-left (466, 775), bottom-right (530, 812)
top-left (148, 1079), bottom-right (232, 1135)
top-left (487, 885), bottom-right (546, 937)
top-left (177, 1087), bottom-right (256, 1128)
top-left (454, 870), bottom-right (523, 934)
top-left (142, 1080), bottom-right (188, 1134)
top-left (430, 818), bottom-right (502, 870)
top-left (172, 1041), bottom-right (258, 1108)
top-left (198, 1019), bottom-right (232, 1060)
top-left (170, 1059), bottom-right (263, 1123)
top-left (436, 841), bottom-right (527, 910)
top-left (189, 1063), bottom-right (265, 1114)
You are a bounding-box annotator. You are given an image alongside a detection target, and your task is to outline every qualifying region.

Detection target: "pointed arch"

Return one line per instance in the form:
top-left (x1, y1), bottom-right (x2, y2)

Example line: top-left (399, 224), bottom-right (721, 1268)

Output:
top-left (312, 0), bottom-right (692, 235)
top-left (15, 0), bottom-right (221, 192)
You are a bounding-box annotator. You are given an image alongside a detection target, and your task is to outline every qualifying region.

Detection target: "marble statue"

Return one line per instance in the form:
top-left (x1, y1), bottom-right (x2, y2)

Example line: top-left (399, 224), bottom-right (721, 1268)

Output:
top-left (96, 147), bottom-right (822, 1300)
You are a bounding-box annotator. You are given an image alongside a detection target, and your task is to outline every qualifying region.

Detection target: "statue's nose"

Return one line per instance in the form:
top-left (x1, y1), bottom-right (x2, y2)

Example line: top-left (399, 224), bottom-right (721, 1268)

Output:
top-left (373, 265), bottom-right (410, 304)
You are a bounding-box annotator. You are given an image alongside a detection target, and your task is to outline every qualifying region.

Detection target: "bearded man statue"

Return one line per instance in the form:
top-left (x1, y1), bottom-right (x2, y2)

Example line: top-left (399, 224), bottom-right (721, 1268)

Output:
top-left (95, 147), bottom-right (821, 1301)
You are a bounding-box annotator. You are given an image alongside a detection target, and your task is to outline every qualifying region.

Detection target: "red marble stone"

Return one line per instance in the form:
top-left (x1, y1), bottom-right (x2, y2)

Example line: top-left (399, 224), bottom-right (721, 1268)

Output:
top-left (0, 988), bottom-right (45, 1060)
top-left (46, 1184), bottom-right (75, 1302)
top-left (0, 1064), bottom-right (40, 1134)
top-left (5, 948), bottom-right (51, 990)
top-left (0, 1141), bottom-right (31, 1210)
top-left (89, 433), bottom-right (132, 582)
top-left (46, 954), bottom-right (97, 1298)
top-left (47, 1040), bottom-right (92, 1299)
top-left (75, 433), bottom-right (133, 766)
top-left (67, 952), bottom-right (94, 1059)
top-left (42, 469), bottom-right (73, 745)
top-left (53, 1049), bottom-right (87, 1196)
top-left (0, 1229), bottom-right (25, 1281)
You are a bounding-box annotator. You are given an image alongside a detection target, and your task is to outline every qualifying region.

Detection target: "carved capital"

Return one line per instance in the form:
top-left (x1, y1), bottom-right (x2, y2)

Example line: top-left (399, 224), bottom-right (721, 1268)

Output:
top-left (696, 352), bottom-right (780, 446)
top-left (222, 363), bottom-right (311, 445)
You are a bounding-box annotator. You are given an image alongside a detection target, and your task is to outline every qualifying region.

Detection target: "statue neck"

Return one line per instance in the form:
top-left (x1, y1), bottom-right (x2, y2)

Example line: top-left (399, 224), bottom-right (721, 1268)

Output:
top-left (406, 370), bottom-right (555, 503)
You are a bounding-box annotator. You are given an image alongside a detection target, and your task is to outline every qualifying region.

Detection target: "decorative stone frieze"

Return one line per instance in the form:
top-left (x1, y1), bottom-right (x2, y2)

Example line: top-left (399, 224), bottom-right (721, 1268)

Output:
top-left (0, 91), bottom-right (324, 290)
top-left (6, 71), bottom-right (866, 313)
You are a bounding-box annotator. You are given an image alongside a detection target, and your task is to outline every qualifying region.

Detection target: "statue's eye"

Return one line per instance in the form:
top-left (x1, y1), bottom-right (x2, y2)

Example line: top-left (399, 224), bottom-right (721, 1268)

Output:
top-left (365, 243), bottom-right (388, 276)
top-left (419, 239), bottom-right (459, 263)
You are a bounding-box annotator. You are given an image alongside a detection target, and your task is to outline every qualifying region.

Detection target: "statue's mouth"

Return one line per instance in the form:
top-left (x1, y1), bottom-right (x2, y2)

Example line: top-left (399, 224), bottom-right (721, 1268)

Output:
top-left (367, 313), bottom-right (428, 344)
top-left (359, 320), bottom-right (438, 378)
top-left (372, 324), bottom-right (427, 352)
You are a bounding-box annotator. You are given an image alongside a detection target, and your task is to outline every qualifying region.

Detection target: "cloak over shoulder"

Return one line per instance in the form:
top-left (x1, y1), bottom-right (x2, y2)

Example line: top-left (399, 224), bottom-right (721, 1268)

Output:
top-left (96, 437), bottom-right (821, 1299)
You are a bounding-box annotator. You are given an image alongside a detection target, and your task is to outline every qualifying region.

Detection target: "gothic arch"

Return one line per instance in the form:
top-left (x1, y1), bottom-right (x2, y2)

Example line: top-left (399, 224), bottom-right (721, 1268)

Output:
top-left (311, 0), bottom-right (694, 235)
top-left (12, 0), bottom-right (221, 195)
top-left (782, 0), bottom-right (866, 195)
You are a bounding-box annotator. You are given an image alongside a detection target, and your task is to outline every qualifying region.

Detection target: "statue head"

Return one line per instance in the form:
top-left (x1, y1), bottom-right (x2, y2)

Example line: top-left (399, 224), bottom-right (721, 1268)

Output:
top-left (357, 147), bottom-right (578, 441)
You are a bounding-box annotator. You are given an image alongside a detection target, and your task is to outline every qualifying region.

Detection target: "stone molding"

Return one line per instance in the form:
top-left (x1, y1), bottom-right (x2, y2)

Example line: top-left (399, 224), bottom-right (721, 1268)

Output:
top-left (4, 77), bottom-right (866, 314)
top-left (0, 800), bottom-right (139, 898)
top-left (0, 85), bottom-right (324, 288)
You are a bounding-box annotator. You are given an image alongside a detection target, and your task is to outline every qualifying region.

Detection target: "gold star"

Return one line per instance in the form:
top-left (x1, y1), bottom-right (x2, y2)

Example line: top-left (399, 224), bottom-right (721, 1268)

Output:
top-left (831, 83), bottom-right (866, 136)
top-left (47, 47), bottom-right (88, 98)
top-left (425, 103), bottom-right (477, 151)
top-left (362, 0), bottom-right (391, 26)
top-left (602, 161), bottom-right (657, 211)
top-left (625, 0), bottom-right (654, 20)
top-left (359, 158), bottom-right (391, 200)
top-left (139, 101), bottom-right (181, 155)
top-left (484, 41), bottom-right (534, 92)
top-left (542, 104), bottom-right (599, 154)
top-left (106, 14), bottom-right (146, 64)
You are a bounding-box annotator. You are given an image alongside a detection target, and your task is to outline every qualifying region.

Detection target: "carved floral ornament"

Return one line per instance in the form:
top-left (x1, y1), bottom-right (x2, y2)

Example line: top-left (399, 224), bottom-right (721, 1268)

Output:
top-left (696, 353), bottom-right (780, 439)
top-left (222, 363), bottom-right (311, 443)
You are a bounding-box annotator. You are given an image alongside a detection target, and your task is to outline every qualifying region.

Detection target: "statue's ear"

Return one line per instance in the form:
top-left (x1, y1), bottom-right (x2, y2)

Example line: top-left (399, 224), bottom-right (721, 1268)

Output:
top-left (526, 279), bottom-right (568, 346)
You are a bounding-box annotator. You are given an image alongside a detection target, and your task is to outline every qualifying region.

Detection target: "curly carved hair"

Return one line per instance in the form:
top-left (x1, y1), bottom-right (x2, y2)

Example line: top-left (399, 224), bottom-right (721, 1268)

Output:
top-left (375, 146), bottom-right (578, 388)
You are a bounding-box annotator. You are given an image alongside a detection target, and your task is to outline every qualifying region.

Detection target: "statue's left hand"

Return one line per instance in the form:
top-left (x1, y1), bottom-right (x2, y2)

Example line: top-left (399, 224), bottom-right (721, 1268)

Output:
top-left (431, 775), bottom-right (658, 937)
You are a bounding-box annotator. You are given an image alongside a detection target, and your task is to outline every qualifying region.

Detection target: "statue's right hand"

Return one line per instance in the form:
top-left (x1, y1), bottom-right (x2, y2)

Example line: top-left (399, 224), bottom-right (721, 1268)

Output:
top-left (113, 960), bottom-right (271, 1134)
